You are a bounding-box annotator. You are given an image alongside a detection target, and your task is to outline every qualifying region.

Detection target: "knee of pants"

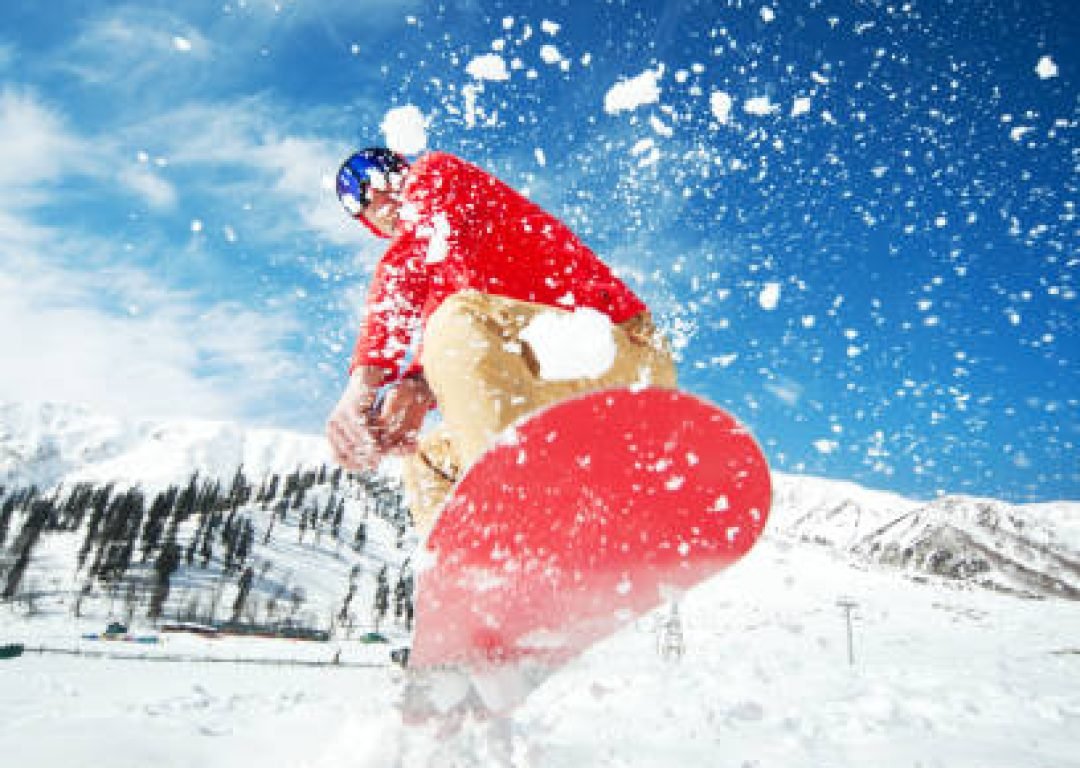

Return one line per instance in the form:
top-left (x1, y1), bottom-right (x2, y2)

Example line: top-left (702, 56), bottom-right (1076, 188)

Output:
top-left (401, 432), bottom-right (459, 534)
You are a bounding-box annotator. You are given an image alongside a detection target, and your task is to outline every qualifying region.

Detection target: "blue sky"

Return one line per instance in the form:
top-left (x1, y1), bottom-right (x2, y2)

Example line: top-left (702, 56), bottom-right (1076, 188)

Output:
top-left (0, 0), bottom-right (1076, 502)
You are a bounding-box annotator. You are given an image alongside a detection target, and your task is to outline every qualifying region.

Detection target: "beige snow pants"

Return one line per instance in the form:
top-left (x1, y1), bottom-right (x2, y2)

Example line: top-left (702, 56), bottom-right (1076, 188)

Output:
top-left (402, 290), bottom-right (678, 532)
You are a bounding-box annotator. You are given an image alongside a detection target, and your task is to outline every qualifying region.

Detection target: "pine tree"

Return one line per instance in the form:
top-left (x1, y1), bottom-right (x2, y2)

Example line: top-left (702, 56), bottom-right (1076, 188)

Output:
top-left (394, 568), bottom-right (415, 625)
top-left (338, 582), bottom-right (357, 623)
top-left (373, 566), bottom-right (390, 633)
top-left (0, 494), bottom-right (16, 549)
top-left (2, 500), bottom-right (50, 600)
top-left (176, 472), bottom-right (200, 521)
top-left (141, 490), bottom-right (169, 561)
top-left (332, 499), bottom-right (345, 541)
top-left (76, 485), bottom-right (110, 573)
top-left (228, 465), bottom-right (249, 512)
top-left (231, 566), bottom-right (255, 622)
top-left (74, 580), bottom-right (93, 618)
top-left (264, 474), bottom-right (280, 504)
top-left (289, 587), bottom-right (306, 621)
top-left (148, 541), bottom-right (181, 620)
top-left (263, 515), bottom-right (276, 545)
top-left (235, 520), bottom-right (253, 568)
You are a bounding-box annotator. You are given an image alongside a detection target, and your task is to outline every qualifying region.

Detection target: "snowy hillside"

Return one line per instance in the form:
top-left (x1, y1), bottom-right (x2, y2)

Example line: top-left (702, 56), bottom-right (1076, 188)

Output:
top-left (771, 475), bottom-right (1080, 600)
top-left (2, 400), bottom-right (1079, 767)
top-left (3, 399), bottom-right (1079, 609)
top-left (0, 400), bottom-right (417, 667)
top-left (0, 400), bottom-right (335, 492)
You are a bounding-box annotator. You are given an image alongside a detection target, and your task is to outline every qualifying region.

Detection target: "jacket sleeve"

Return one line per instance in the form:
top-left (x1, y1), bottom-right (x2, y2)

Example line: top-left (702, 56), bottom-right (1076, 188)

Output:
top-left (348, 243), bottom-right (429, 380)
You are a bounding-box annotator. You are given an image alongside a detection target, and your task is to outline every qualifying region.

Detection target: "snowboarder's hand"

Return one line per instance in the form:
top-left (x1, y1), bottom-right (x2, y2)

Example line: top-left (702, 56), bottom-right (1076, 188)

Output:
top-left (376, 374), bottom-right (435, 455)
top-left (326, 367), bottom-right (388, 473)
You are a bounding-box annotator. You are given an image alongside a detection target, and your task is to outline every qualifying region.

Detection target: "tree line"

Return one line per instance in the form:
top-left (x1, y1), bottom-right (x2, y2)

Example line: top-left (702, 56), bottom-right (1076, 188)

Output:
top-left (0, 465), bottom-right (414, 635)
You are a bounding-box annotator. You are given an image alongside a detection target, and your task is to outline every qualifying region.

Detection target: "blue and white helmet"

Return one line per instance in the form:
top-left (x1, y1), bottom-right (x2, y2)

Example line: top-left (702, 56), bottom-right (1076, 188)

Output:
top-left (335, 148), bottom-right (410, 217)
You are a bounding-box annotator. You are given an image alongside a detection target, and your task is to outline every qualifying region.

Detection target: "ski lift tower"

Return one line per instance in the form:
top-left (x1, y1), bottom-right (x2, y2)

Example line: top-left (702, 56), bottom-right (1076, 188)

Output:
top-left (657, 602), bottom-right (685, 661)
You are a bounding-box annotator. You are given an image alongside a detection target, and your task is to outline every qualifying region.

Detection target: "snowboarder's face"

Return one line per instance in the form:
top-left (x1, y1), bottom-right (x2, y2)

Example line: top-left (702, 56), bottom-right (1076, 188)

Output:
top-left (363, 187), bottom-right (402, 236)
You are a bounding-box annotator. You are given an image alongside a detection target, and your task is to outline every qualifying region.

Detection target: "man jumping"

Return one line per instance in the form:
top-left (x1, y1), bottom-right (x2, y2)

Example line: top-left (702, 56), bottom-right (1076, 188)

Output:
top-left (326, 147), bottom-right (676, 531)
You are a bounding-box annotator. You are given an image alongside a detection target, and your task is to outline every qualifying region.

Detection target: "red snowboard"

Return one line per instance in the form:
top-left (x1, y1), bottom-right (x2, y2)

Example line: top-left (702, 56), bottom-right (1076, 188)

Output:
top-left (410, 387), bottom-right (772, 671)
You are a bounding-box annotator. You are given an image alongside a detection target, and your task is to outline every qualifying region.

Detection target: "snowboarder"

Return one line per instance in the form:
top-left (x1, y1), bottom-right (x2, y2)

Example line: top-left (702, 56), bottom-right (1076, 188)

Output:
top-left (326, 148), bottom-right (677, 530)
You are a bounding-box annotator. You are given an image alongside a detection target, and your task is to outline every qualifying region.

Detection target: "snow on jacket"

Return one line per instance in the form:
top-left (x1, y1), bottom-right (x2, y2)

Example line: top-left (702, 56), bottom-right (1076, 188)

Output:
top-left (349, 151), bottom-right (647, 380)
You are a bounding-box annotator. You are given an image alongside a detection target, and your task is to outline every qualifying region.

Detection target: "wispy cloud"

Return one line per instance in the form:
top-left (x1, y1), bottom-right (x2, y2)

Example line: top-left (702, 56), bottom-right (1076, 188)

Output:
top-left (0, 220), bottom-right (313, 425)
top-left (0, 261), bottom-right (300, 423)
top-left (118, 165), bottom-right (178, 209)
top-left (116, 98), bottom-right (371, 248)
top-left (0, 86), bottom-right (178, 213)
top-left (61, 7), bottom-right (211, 87)
top-left (0, 1), bottom-right (410, 433)
top-left (0, 87), bottom-right (323, 427)
top-left (0, 88), bottom-right (89, 196)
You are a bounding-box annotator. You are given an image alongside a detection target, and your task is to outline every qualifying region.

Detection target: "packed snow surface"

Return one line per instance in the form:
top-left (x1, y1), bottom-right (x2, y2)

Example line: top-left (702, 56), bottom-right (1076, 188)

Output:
top-left (3, 541), bottom-right (1079, 767)
top-left (466, 53), bottom-right (511, 82)
top-left (604, 67), bottom-right (663, 114)
top-left (519, 307), bottom-right (617, 381)
top-left (709, 90), bottom-right (734, 124)
top-left (1035, 55), bottom-right (1059, 79)
top-left (380, 105), bottom-right (428, 155)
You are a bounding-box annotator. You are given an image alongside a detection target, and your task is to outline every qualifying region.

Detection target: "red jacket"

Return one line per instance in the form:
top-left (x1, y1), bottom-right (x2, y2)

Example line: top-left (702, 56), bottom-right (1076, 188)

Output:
top-left (349, 152), bottom-right (647, 380)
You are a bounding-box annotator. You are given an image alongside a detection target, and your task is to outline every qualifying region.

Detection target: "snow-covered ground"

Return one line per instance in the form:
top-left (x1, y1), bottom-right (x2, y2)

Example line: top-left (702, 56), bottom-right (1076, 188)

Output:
top-left (4, 539), bottom-right (1079, 767)
top-left (2, 400), bottom-right (1079, 766)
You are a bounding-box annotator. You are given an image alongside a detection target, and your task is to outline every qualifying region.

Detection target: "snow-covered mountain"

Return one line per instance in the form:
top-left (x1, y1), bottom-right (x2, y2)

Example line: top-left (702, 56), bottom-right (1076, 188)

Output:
top-left (0, 399), bottom-right (417, 657)
top-left (2, 399), bottom-right (1078, 602)
top-left (771, 474), bottom-right (1080, 600)
top-left (0, 400), bottom-right (333, 492)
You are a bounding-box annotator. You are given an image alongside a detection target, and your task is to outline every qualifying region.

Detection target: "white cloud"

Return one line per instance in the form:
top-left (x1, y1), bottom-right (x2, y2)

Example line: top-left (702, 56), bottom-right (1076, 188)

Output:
top-left (255, 134), bottom-right (368, 247)
top-left (0, 210), bottom-right (50, 249)
top-left (232, 0), bottom-right (422, 22)
top-left (0, 89), bottom-right (323, 426)
top-left (0, 242), bottom-right (302, 424)
top-left (118, 165), bottom-right (178, 209)
top-left (0, 87), bottom-right (183, 212)
top-left (61, 8), bottom-right (211, 86)
top-left (0, 88), bottom-right (88, 194)
top-left (114, 100), bottom-right (368, 247)
top-left (0, 64), bottom-right (402, 430)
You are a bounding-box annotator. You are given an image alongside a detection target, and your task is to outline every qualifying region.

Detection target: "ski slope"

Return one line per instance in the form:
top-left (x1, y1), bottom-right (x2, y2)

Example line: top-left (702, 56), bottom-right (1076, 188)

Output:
top-left (3, 537), bottom-right (1078, 767)
top-left (1, 400), bottom-right (1078, 766)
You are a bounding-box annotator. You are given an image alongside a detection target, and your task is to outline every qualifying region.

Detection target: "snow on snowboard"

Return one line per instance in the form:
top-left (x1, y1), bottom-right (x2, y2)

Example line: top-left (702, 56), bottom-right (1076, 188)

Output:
top-left (405, 387), bottom-right (772, 710)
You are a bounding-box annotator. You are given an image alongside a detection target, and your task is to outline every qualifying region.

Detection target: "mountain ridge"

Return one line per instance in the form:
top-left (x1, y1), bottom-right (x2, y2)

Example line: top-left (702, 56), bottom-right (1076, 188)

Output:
top-left (4, 398), bottom-right (1078, 601)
